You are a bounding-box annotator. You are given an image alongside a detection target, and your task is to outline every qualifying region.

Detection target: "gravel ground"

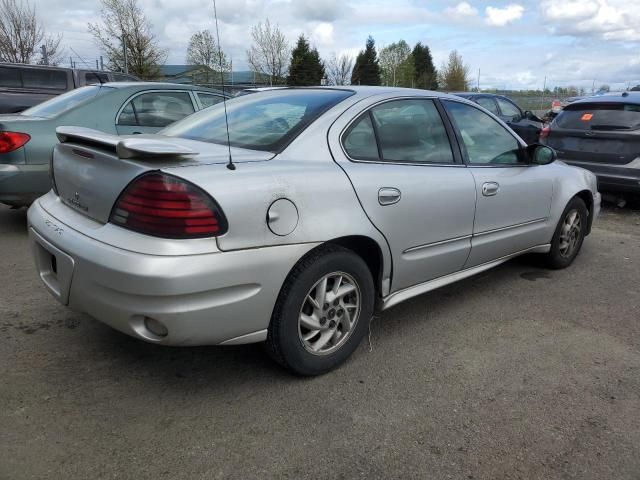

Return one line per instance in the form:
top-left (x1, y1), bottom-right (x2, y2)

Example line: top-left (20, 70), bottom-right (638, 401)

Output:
top-left (1, 203), bottom-right (639, 480)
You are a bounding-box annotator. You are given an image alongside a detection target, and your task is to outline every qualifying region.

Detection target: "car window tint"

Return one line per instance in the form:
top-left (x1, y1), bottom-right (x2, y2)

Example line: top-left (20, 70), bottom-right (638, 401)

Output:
top-left (22, 69), bottom-right (67, 90)
top-left (369, 99), bottom-right (454, 164)
top-left (0, 66), bottom-right (22, 87)
top-left (343, 114), bottom-right (379, 160)
top-left (556, 103), bottom-right (640, 131)
top-left (496, 98), bottom-right (521, 117)
top-left (117, 102), bottom-right (137, 126)
top-left (162, 89), bottom-right (353, 152)
top-left (131, 91), bottom-right (195, 127)
top-left (444, 100), bottom-right (522, 165)
top-left (475, 97), bottom-right (499, 115)
top-left (197, 93), bottom-right (224, 108)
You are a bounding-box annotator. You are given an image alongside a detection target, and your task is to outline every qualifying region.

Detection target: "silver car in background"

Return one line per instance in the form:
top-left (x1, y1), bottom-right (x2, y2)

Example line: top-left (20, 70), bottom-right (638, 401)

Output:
top-left (28, 87), bottom-right (600, 375)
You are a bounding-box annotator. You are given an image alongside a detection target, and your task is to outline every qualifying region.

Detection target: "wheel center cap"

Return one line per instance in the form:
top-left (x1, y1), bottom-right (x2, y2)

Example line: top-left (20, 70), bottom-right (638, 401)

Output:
top-left (328, 309), bottom-right (336, 319)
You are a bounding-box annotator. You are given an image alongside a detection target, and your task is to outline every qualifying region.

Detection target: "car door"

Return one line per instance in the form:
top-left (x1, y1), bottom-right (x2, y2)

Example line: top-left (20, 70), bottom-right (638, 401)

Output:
top-left (115, 90), bottom-right (196, 135)
top-left (442, 99), bottom-right (554, 267)
top-left (495, 96), bottom-right (540, 144)
top-left (329, 97), bottom-right (477, 293)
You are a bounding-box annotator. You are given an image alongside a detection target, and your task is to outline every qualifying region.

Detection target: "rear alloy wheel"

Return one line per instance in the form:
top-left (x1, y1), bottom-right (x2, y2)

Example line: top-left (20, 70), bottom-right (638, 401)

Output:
top-left (545, 197), bottom-right (588, 269)
top-left (266, 245), bottom-right (374, 375)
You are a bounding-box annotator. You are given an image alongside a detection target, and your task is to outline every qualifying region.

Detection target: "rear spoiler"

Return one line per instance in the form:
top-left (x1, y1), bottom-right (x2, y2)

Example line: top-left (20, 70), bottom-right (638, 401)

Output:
top-left (56, 126), bottom-right (198, 159)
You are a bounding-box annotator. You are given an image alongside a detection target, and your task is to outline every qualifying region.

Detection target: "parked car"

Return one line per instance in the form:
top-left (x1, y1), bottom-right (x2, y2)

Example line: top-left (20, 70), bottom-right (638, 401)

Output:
top-left (541, 92), bottom-right (640, 193)
top-left (0, 63), bottom-right (140, 114)
top-left (0, 82), bottom-right (228, 207)
top-left (452, 92), bottom-right (544, 144)
top-left (28, 87), bottom-right (600, 375)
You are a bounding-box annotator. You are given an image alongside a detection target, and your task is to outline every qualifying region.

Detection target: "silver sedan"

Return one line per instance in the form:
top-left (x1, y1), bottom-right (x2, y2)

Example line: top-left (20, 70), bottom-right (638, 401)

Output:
top-left (28, 87), bottom-right (601, 375)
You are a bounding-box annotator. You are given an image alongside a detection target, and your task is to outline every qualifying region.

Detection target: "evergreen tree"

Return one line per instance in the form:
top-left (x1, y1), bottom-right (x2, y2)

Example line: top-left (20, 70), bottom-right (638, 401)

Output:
top-left (351, 36), bottom-right (381, 86)
top-left (287, 35), bottom-right (324, 86)
top-left (412, 42), bottom-right (438, 90)
top-left (438, 50), bottom-right (469, 91)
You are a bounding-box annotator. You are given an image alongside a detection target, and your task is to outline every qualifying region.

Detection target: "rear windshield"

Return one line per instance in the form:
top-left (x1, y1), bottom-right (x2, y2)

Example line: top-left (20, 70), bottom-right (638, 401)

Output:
top-left (22, 85), bottom-right (114, 118)
top-left (556, 103), bottom-right (640, 131)
top-left (162, 89), bottom-right (354, 152)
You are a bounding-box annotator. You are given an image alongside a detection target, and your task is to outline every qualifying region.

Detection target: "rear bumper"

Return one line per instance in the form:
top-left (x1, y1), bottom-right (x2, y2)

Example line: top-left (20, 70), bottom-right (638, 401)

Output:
top-left (560, 158), bottom-right (640, 193)
top-left (0, 162), bottom-right (50, 206)
top-left (27, 198), bottom-right (319, 346)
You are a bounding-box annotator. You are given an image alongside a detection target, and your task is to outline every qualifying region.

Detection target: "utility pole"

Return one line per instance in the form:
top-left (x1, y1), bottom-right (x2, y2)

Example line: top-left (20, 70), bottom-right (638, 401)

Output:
top-left (70, 56), bottom-right (73, 68)
top-left (100, 56), bottom-right (104, 71)
top-left (122, 36), bottom-right (129, 74)
top-left (540, 75), bottom-right (547, 111)
top-left (96, 59), bottom-right (99, 70)
top-left (477, 68), bottom-right (480, 92)
top-left (591, 79), bottom-right (595, 94)
top-left (40, 45), bottom-right (49, 65)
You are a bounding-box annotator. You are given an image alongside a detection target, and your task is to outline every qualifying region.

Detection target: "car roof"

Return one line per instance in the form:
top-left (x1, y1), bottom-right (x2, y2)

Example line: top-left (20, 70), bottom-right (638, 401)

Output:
top-left (569, 92), bottom-right (640, 105)
top-left (97, 82), bottom-right (228, 96)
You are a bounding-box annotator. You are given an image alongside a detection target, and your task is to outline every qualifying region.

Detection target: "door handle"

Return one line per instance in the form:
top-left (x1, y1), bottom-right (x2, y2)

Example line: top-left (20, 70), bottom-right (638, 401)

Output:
top-left (482, 182), bottom-right (500, 196)
top-left (378, 187), bottom-right (401, 206)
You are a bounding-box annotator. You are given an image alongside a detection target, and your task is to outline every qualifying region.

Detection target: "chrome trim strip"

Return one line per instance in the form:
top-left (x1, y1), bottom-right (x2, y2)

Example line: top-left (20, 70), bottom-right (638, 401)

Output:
top-left (474, 217), bottom-right (548, 237)
top-left (382, 243), bottom-right (551, 310)
top-left (403, 234), bottom-right (472, 254)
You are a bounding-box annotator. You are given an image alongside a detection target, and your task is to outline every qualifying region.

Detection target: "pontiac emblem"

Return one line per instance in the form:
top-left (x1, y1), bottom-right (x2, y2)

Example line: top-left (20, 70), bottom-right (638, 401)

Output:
top-left (68, 191), bottom-right (89, 212)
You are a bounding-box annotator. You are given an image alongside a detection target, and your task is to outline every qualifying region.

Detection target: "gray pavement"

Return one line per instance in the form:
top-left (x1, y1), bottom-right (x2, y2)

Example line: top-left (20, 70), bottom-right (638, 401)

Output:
top-left (1, 203), bottom-right (639, 479)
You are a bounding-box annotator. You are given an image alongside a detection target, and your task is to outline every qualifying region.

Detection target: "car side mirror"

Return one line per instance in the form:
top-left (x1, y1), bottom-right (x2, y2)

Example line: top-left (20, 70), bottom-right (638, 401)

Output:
top-left (528, 144), bottom-right (556, 165)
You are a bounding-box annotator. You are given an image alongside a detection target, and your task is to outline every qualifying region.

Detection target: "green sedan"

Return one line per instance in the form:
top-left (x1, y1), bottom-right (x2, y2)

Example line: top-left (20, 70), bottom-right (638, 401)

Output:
top-left (0, 82), bottom-right (228, 207)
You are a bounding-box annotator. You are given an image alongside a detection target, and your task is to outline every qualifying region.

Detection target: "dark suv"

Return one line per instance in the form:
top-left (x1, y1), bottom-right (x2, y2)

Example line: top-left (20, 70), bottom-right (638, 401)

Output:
top-left (541, 92), bottom-right (640, 193)
top-left (0, 63), bottom-right (139, 113)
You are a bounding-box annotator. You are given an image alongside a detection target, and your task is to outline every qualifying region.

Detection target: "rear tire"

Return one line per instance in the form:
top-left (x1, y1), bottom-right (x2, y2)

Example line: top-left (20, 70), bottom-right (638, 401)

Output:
top-left (266, 245), bottom-right (375, 376)
top-left (544, 197), bottom-right (588, 269)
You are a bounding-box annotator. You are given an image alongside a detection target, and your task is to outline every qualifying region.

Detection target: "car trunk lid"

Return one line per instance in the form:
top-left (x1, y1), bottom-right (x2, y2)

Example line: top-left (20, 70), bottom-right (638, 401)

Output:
top-left (545, 102), bottom-right (640, 165)
top-left (52, 126), bottom-right (273, 223)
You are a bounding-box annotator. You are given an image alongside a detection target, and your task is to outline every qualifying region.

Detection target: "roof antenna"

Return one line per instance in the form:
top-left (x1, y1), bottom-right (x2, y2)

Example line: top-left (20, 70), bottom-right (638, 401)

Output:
top-left (211, 0), bottom-right (235, 170)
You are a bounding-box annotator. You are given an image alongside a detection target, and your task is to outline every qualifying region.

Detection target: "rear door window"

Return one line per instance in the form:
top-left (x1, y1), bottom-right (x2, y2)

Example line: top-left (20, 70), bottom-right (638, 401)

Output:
top-left (556, 103), bottom-right (640, 131)
top-left (0, 66), bottom-right (22, 87)
top-left (343, 114), bottom-right (379, 161)
top-left (22, 69), bottom-right (68, 90)
top-left (369, 99), bottom-right (455, 164)
top-left (122, 91), bottom-right (196, 127)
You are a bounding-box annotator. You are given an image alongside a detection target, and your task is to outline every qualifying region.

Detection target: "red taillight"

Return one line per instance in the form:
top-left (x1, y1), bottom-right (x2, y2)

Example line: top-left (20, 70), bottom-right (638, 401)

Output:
top-left (540, 126), bottom-right (550, 139)
top-left (109, 172), bottom-right (228, 239)
top-left (0, 131), bottom-right (30, 154)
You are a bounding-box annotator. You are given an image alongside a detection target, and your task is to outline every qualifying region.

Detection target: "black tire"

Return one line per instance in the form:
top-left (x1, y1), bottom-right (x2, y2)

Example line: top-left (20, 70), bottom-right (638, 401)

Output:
top-left (544, 196), bottom-right (588, 269)
top-left (265, 244), bottom-right (375, 376)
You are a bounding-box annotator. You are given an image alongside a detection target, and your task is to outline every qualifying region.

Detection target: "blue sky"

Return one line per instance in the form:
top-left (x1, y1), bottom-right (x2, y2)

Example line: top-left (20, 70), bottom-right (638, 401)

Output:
top-left (32, 0), bottom-right (640, 90)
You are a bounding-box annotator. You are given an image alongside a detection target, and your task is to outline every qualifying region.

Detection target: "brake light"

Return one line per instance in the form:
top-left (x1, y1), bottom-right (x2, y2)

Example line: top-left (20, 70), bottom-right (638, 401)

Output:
top-left (540, 126), bottom-right (550, 139)
top-left (0, 132), bottom-right (30, 154)
top-left (109, 172), bottom-right (228, 239)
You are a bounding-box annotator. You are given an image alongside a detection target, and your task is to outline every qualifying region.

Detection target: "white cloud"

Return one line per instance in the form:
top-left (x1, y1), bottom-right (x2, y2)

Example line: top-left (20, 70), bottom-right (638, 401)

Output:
top-left (311, 23), bottom-right (335, 48)
top-left (485, 4), bottom-right (524, 26)
top-left (540, 0), bottom-right (640, 41)
top-left (447, 2), bottom-right (479, 17)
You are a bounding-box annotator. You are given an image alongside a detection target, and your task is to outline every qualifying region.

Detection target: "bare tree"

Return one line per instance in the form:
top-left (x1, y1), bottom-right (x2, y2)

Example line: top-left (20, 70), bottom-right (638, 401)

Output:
top-left (88, 0), bottom-right (167, 79)
top-left (326, 53), bottom-right (353, 86)
top-left (187, 30), bottom-right (229, 72)
top-left (379, 40), bottom-right (412, 87)
top-left (246, 19), bottom-right (289, 86)
top-left (0, 0), bottom-right (63, 64)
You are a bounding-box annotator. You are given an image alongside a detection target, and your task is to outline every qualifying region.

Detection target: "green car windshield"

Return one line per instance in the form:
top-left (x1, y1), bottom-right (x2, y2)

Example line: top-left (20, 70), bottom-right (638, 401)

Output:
top-left (22, 85), bottom-right (115, 118)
